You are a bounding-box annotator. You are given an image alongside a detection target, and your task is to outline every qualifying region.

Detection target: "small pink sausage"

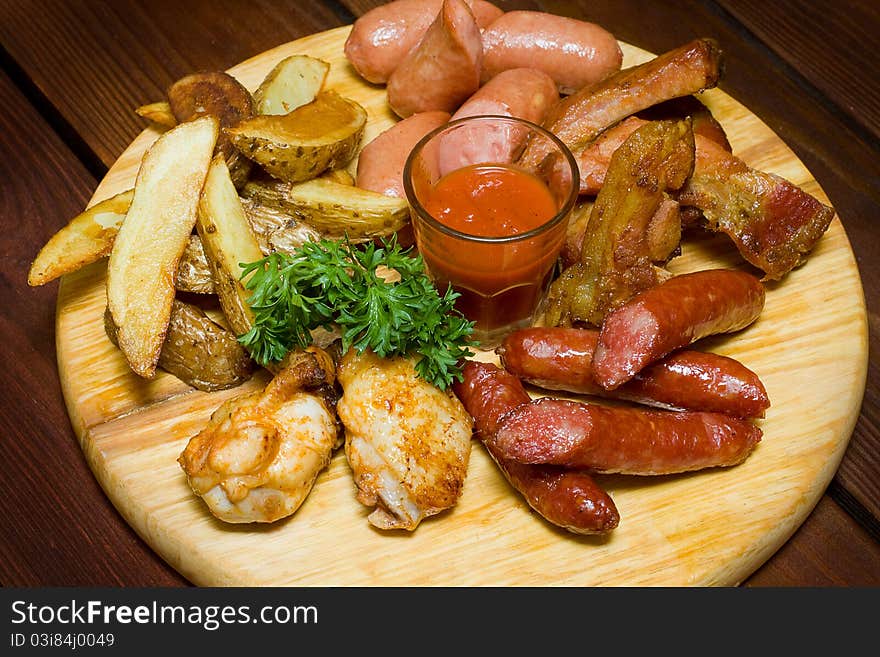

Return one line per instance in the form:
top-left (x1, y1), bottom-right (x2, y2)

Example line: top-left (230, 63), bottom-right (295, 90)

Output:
top-left (450, 67), bottom-right (559, 124)
top-left (387, 0), bottom-right (483, 118)
top-left (345, 0), bottom-right (504, 85)
top-left (480, 11), bottom-right (623, 95)
top-left (437, 68), bottom-right (559, 174)
top-left (356, 111), bottom-right (451, 198)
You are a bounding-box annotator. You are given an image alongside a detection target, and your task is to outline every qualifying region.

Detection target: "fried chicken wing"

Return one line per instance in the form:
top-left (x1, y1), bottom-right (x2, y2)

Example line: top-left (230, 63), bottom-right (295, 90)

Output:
top-left (178, 347), bottom-right (339, 523)
top-left (337, 348), bottom-right (473, 531)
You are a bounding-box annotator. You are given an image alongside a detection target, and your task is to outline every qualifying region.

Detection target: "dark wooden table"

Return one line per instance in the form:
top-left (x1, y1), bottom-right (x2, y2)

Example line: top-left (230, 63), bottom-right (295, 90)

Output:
top-left (2, 0), bottom-right (878, 587)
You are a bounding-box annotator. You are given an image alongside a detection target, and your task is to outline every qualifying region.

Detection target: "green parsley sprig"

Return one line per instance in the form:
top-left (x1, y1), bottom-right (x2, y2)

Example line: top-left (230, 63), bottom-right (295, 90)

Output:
top-left (237, 237), bottom-right (476, 389)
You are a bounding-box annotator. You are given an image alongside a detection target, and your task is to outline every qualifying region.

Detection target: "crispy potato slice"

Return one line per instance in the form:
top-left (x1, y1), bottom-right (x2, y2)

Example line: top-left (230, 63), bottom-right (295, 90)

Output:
top-left (167, 71), bottom-right (255, 188)
top-left (107, 115), bottom-right (219, 378)
top-left (227, 90), bottom-right (367, 183)
top-left (175, 234), bottom-right (215, 294)
top-left (28, 189), bottom-right (133, 286)
top-left (284, 178), bottom-right (409, 239)
top-left (319, 168), bottom-right (355, 185)
top-left (196, 154), bottom-right (265, 338)
top-left (104, 302), bottom-right (252, 391)
top-left (242, 176), bottom-right (408, 241)
top-left (135, 101), bottom-right (177, 128)
top-left (254, 54), bottom-right (330, 115)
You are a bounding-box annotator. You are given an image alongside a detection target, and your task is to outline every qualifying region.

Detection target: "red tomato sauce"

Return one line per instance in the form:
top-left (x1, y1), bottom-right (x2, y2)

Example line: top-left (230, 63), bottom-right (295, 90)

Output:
top-left (414, 164), bottom-right (567, 346)
top-left (423, 165), bottom-right (557, 237)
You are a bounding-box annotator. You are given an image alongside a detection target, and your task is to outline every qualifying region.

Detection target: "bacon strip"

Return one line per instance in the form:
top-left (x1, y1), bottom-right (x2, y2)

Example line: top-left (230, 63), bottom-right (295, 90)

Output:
top-left (576, 118), bottom-right (835, 280)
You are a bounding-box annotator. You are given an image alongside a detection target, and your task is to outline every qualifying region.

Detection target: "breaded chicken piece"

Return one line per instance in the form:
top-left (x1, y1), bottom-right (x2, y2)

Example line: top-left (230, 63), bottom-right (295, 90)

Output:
top-left (178, 347), bottom-right (339, 523)
top-left (337, 348), bottom-right (473, 531)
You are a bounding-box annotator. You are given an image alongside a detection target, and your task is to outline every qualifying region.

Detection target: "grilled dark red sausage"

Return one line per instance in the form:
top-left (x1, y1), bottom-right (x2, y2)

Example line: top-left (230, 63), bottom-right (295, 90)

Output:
top-left (592, 269), bottom-right (765, 390)
top-left (453, 361), bottom-right (619, 534)
top-left (498, 327), bottom-right (770, 418)
top-left (490, 397), bottom-right (761, 475)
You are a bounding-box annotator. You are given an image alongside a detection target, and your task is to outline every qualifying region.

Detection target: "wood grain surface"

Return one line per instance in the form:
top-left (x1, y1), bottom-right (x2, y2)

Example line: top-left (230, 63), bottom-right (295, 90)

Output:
top-left (53, 26), bottom-right (867, 586)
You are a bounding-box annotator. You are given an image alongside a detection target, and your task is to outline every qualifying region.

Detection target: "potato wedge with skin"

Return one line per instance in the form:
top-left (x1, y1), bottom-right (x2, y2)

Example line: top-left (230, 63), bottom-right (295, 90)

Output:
top-left (167, 71), bottom-right (255, 188)
top-left (107, 115), bottom-right (218, 378)
top-left (254, 55), bottom-right (330, 116)
top-left (28, 189), bottom-right (133, 286)
top-left (104, 302), bottom-right (253, 392)
top-left (239, 195), bottom-right (323, 254)
top-left (196, 154), bottom-right (265, 338)
top-left (227, 90), bottom-right (367, 183)
top-left (135, 101), bottom-right (177, 128)
top-left (175, 234), bottom-right (215, 294)
top-left (283, 178), bottom-right (409, 240)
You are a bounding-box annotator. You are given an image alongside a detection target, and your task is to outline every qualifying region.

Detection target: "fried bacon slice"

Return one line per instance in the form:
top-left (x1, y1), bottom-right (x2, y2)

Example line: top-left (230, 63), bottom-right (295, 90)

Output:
top-left (576, 117), bottom-right (835, 280)
top-left (541, 119), bottom-right (695, 328)
top-left (676, 138), bottom-right (835, 280)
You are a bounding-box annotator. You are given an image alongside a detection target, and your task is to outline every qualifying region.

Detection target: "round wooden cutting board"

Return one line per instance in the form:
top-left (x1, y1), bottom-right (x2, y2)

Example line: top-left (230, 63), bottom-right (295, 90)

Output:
top-left (55, 26), bottom-right (868, 586)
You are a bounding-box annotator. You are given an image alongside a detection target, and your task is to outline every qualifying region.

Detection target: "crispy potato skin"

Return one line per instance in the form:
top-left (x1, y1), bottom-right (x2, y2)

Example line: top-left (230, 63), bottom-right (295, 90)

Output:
top-left (175, 234), bottom-right (215, 294)
top-left (227, 91), bottom-right (367, 183)
top-left (167, 71), bottom-right (255, 187)
top-left (104, 302), bottom-right (253, 392)
top-left (106, 116), bottom-right (218, 378)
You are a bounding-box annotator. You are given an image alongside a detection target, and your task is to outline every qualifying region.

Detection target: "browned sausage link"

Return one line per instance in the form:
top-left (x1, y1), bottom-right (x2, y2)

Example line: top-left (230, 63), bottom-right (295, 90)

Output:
top-left (521, 37), bottom-right (722, 170)
top-left (490, 397), bottom-right (761, 475)
top-left (593, 268), bottom-right (765, 390)
top-left (453, 361), bottom-right (619, 534)
top-left (498, 327), bottom-right (770, 418)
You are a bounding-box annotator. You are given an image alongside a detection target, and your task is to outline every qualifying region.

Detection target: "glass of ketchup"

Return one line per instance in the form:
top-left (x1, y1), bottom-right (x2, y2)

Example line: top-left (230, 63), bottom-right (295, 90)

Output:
top-left (403, 115), bottom-right (579, 349)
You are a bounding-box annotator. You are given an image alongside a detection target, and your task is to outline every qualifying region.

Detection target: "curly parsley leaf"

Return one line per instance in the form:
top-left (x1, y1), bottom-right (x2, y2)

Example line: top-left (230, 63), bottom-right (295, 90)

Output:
top-left (237, 237), bottom-right (476, 389)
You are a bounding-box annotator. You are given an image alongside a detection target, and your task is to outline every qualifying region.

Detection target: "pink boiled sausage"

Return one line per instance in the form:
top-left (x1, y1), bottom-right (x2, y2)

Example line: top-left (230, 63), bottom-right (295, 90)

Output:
top-left (345, 0), bottom-right (503, 85)
top-left (437, 68), bottom-right (559, 175)
top-left (356, 111), bottom-right (451, 198)
top-left (480, 11), bottom-right (623, 95)
top-left (386, 0), bottom-right (483, 118)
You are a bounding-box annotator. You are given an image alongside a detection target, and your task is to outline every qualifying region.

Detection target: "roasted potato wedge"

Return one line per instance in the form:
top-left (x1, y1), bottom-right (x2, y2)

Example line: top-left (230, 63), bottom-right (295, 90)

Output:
top-left (227, 90), bottom-right (367, 183)
top-left (241, 176), bottom-right (407, 241)
top-left (239, 195), bottom-right (322, 254)
top-left (196, 154), bottom-right (265, 338)
top-left (107, 115), bottom-right (218, 378)
top-left (28, 189), bottom-right (133, 286)
top-left (104, 301), bottom-right (253, 392)
top-left (175, 234), bottom-right (215, 294)
top-left (135, 101), bottom-right (177, 128)
top-left (167, 71), bottom-right (255, 188)
top-left (253, 54), bottom-right (330, 115)
top-left (319, 168), bottom-right (355, 186)
top-left (283, 178), bottom-right (409, 239)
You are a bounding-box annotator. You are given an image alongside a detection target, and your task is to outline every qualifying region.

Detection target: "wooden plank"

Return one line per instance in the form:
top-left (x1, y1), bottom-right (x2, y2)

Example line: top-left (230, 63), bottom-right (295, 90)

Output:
top-left (715, 0), bottom-right (880, 142)
top-left (60, 28), bottom-right (868, 586)
top-left (745, 495), bottom-right (880, 586)
top-left (0, 69), bottom-right (185, 586)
